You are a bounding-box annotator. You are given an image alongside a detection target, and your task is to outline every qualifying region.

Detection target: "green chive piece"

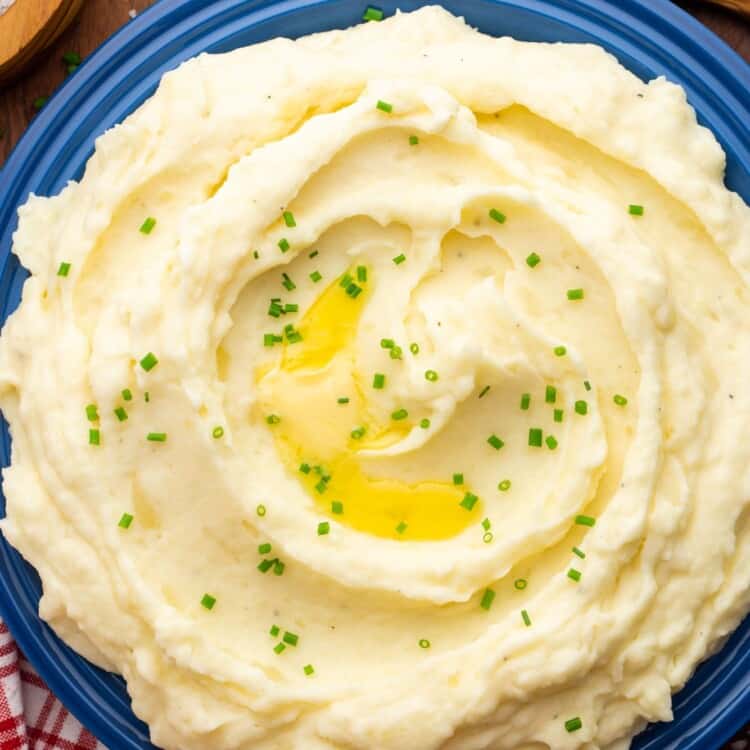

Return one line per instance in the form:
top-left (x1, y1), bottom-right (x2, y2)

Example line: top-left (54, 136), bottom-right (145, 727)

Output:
top-left (573, 546), bottom-right (586, 559)
top-left (392, 253), bottom-right (406, 265)
top-left (309, 250), bottom-right (319, 259)
top-left (521, 609), bottom-right (532, 626)
top-left (478, 385), bottom-right (491, 399)
top-left (258, 543), bottom-right (272, 554)
top-left (139, 217), bottom-right (156, 234)
top-left (278, 238), bottom-right (290, 253)
top-left (89, 429), bottom-right (100, 446)
top-left (257, 504), bottom-right (266, 516)
top-left (575, 515), bottom-right (596, 527)
top-left (483, 530), bottom-right (493, 543)
top-left (389, 346), bottom-right (403, 360)
top-left (314, 479), bottom-right (327, 494)
top-left (282, 210), bottom-right (296, 227)
top-left (410, 343), bottom-right (420, 355)
top-left (373, 373), bottom-right (386, 389)
top-left (545, 386), bottom-right (557, 404)
top-left (418, 638), bottom-right (430, 648)
top-left (489, 208), bottom-right (506, 224)
top-left (391, 408), bottom-right (408, 421)
top-left (62, 51), bottom-right (82, 65)
top-left (331, 501), bottom-right (343, 514)
top-left (345, 282), bottom-right (363, 298)
top-left (409, 135), bottom-right (419, 145)
top-left (419, 418), bottom-right (431, 429)
top-left (33, 96), bottom-right (48, 111)
top-left (270, 624), bottom-right (280, 637)
top-left (376, 100), bottom-right (393, 113)
top-left (283, 631), bottom-right (299, 647)
top-left (498, 479), bottom-right (511, 492)
top-left (282, 273), bottom-right (296, 291)
top-left (85, 404), bottom-right (99, 421)
top-left (567, 568), bottom-right (582, 582)
top-left (453, 473), bottom-right (464, 485)
top-left (545, 435), bottom-right (558, 450)
top-left (201, 594), bottom-right (216, 610)
top-left (310, 271), bottom-right (322, 283)
top-left (273, 642), bottom-right (286, 654)
top-left (350, 426), bottom-right (366, 440)
top-left (121, 388), bottom-right (132, 401)
top-left (147, 432), bottom-right (167, 442)
top-left (266, 414), bottom-right (281, 425)
top-left (57, 262), bottom-right (71, 277)
top-left (567, 288), bottom-right (584, 301)
top-left (317, 521), bottom-right (330, 536)
top-left (357, 265), bottom-right (367, 282)
top-left (339, 273), bottom-right (353, 288)
top-left (554, 409), bottom-right (564, 423)
top-left (140, 352), bottom-right (159, 371)
top-left (257, 559), bottom-right (274, 573)
top-left (299, 463), bottom-right (311, 474)
top-left (528, 428), bottom-right (543, 448)
top-left (363, 5), bottom-right (384, 21)
top-left (285, 303), bottom-right (298, 313)
top-left (629, 204), bottom-right (644, 216)
top-left (144, 392), bottom-right (150, 403)
top-left (480, 588), bottom-right (496, 611)
top-left (253, 250), bottom-right (260, 259)
top-left (614, 394), bottom-right (628, 406)
top-left (118, 513), bottom-right (133, 529)
top-left (425, 369), bottom-right (439, 382)
top-left (66, 64), bottom-right (78, 75)
top-left (114, 407), bottom-right (128, 422)
top-left (526, 252), bottom-right (541, 268)
top-left (565, 717), bottom-right (583, 733)
top-left (337, 397), bottom-right (350, 404)
top-left (482, 518), bottom-right (491, 531)
top-left (212, 426), bottom-right (224, 439)
top-left (520, 393), bottom-right (531, 410)
top-left (575, 400), bottom-right (588, 415)
top-left (460, 492), bottom-right (479, 511)
top-left (396, 521), bottom-right (408, 534)
top-left (514, 578), bottom-right (527, 590)
top-left (487, 434), bottom-right (504, 450)
top-left (380, 338), bottom-right (395, 349)
top-left (554, 346), bottom-right (567, 357)
top-left (274, 561), bottom-right (285, 576)
top-left (304, 664), bottom-right (315, 675)
top-left (584, 380), bottom-right (592, 391)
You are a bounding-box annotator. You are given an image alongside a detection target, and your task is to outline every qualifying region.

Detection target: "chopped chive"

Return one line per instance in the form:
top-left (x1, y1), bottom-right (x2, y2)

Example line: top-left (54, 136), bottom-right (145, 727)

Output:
top-left (57, 262), bottom-right (71, 277)
top-left (310, 270), bottom-right (322, 283)
top-left (389, 346), bottom-right (403, 360)
top-left (201, 594), bottom-right (216, 610)
top-left (140, 352), bottom-right (159, 371)
top-left (337, 397), bottom-right (350, 404)
top-left (482, 518), bottom-right (491, 531)
top-left (212, 426), bottom-right (224, 439)
top-left (357, 265), bottom-right (367, 282)
top-left (391, 408), bottom-right (408, 421)
top-left (121, 388), bottom-right (133, 401)
top-left (118, 513), bottom-right (133, 529)
top-left (373, 373), bottom-right (386, 389)
top-left (567, 568), bottom-right (582, 582)
top-left (478, 385), bottom-right (491, 399)
top-left (258, 543), bottom-right (272, 555)
top-left (376, 100), bottom-right (393, 113)
top-left (575, 515), bottom-right (596, 527)
top-left (139, 217), bottom-right (156, 234)
top-left (274, 642), bottom-right (286, 654)
top-left (410, 343), bottom-right (420, 355)
top-left (331, 501), bottom-right (343, 514)
top-left (278, 238), bottom-right (290, 253)
top-left (282, 210), bottom-right (296, 227)
top-left (584, 380), bottom-right (592, 391)
top-left (85, 404), bottom-right (99, 422)
top-left (144, 391), bottom-right (150, 403)
top-left (283, 631), bottom-right (299, 647)
top-left (521, 609), bottom-right (532, 626)
top-left (528, 428), bottom-right (543, 448)
top-left (89, 429), bottom-right (100, 446)
top-left (268, 300), bottom-right (283, 318)
top-left (253, 251), bottom-right (259, 259)
top-left (554, 346), bottom-right (567, 357)
top-left (114, 407), bottom-right (128, 422)
top-left (284, 303), bottom-right (298, 313)
top-left (350, 426), bottom-right (366, 440)
top-left (453, 473), bottom-right (464, 485)
top-left (257, 558), bottom-right (274, 573)
top-left (520, 393), bottom-right (531, 410)
top-left (266, 415), bottom-right (281, 426)
top-left (303, 664), bottom-right (315, 676)
top-left (484, 531), bottom-right (494, 543)
top-left (575, 400), bottom-right (588, 415)
top-left (554, 408), bottom-right (564, 423)
top-left (147, 432), bottom-right (167, 442)
top-left (629, 204), bottom-right (644, 216)
top-left (380, 338), bottom-right (395, 349)
top-left (489, 208), bottom-right (506, 224)
top-left (514, 578), bottom-right (527, 590)
top-left (282, 273), bottom-right (296, 291)
top-left (392, 253), bottom-right (406, 265)
top-left (363, 5), bottom-right (384, 21)
top-left (480, 588), bottom-right (496, 611)
top-left (487, 434), bottom-right (504, 450)
top-left (33, 96), bottom-right (48, 111)
top-left (545, 386), bottom-right (557, 404)
top-left (299, 463), bottom-right (311, 474)
top-left (275, 561), bottom-right (286, 579)
top-left (419, 418), bottom-right (431, 429)
top-left (270, 624), bottom-right (280, 637)
top-left (317, 521), bottom-right (330, 536)
top-left (614, 394), bottom-right (628, 406)
top-left (425, 369), bottom-right (438, 382)
top-left (315, 479), bottom-right (327, 494)
top-left (418, 638), bottom-right (430, 649)
top-left (498, 479), bottom-right (511, 492)
top-left (565, 717), bottom-right (583, 733)
top-left (62, 51), bottom-right (82, 65)
top-left (573, 546), bottom-right (586, 559)
top-left (567, 288), bottom-right (584, 301)
top-left (545, 435), bottom-right (558, 450)
top-left (526, 252), bottom-right (541, 268)
top-left (409, 135), bottom-right (419, 145)
top-left (257, 504), bottom-right (266, 516)
top-left (339, 273), bottom-right (353, 288)
top-left (396, 521), bottom-right (408, 534)
top-left (345, 282), bottom-right (363, 298)
top-left (460, 492), bottom-right (479, 511)
top-left (309, 250), bottom-right (319, 259)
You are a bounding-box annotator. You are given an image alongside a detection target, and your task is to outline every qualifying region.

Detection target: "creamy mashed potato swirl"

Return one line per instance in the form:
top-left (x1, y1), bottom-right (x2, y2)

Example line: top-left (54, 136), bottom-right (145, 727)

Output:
top-left (2, 7), bottom-right (750, 750)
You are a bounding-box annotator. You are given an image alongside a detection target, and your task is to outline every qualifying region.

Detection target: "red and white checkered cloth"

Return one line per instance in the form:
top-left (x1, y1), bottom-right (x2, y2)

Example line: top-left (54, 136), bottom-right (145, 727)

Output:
top-left (0, 619), bottom-right (106, 750)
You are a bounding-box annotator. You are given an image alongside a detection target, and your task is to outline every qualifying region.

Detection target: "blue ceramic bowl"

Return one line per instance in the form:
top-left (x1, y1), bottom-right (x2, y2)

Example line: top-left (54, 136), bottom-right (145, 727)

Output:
top-left (0, 1), bottom-right (748, 748)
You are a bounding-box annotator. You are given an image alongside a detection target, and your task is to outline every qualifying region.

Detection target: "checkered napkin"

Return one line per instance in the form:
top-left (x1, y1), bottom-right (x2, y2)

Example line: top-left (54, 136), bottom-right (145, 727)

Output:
top-left (0, 619), bottom-right (106, 750)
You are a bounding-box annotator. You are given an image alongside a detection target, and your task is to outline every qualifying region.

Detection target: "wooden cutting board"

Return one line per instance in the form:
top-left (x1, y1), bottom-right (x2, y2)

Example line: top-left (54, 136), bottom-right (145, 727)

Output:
top-left (0, 0), bottom-right (85, 85)
top-left (710, 0), bottom-right (750, 16)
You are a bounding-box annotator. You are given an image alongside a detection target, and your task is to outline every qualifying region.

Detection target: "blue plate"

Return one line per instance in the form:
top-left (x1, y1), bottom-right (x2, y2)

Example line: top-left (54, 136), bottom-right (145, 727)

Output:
top-left (0, 1), bottom-right (748, 748)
